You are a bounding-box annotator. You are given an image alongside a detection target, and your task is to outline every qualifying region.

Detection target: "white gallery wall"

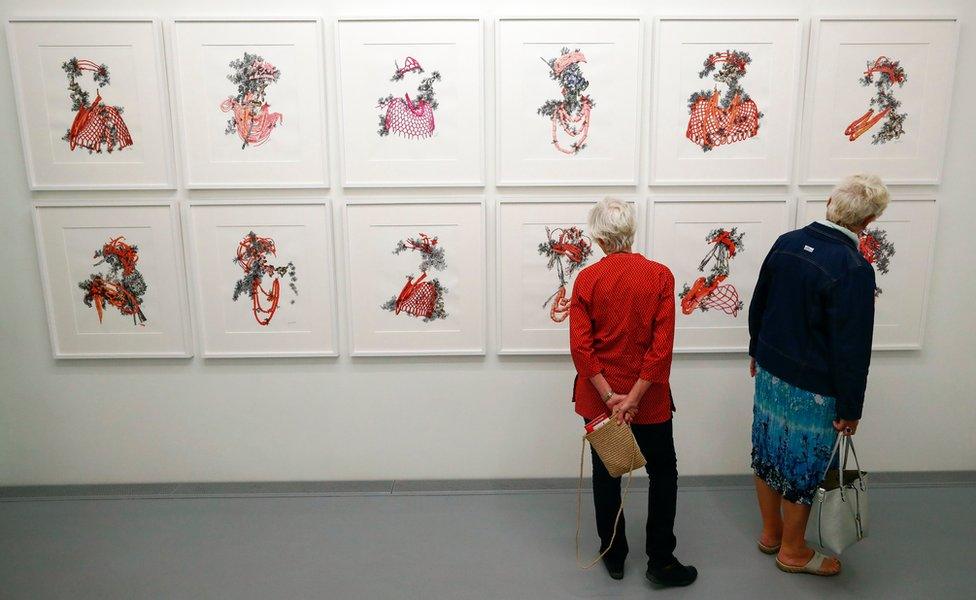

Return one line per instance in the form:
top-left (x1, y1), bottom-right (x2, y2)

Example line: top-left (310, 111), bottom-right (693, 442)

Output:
top-left (0, 0), bottom-right (974, 485)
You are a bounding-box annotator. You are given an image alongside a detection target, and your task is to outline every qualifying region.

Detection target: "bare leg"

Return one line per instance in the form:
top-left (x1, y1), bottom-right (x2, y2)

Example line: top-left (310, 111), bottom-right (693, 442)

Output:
top-left (753, 476), bottom-right (782, 547)
top-left (778, 498), bottom-right (841, 574)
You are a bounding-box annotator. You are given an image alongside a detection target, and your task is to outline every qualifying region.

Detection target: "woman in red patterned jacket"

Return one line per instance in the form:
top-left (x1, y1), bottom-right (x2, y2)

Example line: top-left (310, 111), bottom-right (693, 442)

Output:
top-left (569, 198), bottom-right (697, 588)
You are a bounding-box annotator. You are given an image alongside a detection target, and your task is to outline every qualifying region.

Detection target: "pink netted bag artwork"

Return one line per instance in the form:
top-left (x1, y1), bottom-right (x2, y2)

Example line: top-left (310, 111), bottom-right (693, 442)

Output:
top-left (377, 57), bottom-right (441, 139)
top-left (384, 95), bottom-right (435, 139)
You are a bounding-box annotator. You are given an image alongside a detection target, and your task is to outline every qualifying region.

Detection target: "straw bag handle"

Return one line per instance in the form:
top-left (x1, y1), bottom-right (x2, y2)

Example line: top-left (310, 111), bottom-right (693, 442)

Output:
top-left (574, 420), bottom-right (639, 569)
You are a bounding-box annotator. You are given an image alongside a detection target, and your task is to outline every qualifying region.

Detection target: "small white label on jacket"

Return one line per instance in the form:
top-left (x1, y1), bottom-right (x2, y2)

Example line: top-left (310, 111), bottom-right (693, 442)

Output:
top-left (803, 245), bottom-right (815, 253)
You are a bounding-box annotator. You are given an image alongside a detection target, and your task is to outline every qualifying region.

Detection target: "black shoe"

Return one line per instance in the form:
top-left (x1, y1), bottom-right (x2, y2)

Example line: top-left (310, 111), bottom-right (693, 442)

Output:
top-left (602, 556), bottom-right (625, 580)
top-left (645, 558), bottom-right (698, 587)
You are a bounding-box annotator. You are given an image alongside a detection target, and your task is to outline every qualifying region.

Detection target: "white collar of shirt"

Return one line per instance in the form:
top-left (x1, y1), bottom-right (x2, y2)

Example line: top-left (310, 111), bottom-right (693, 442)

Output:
top-left (816, 219), bottom-right (860, 246)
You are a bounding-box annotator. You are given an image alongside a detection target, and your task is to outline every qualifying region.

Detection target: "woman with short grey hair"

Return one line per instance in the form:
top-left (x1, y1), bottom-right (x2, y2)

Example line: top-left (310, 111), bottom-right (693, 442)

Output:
top-left (570, 197), bottom-right (697, 587)
top-left (748, 174), bottom-right (889, 576)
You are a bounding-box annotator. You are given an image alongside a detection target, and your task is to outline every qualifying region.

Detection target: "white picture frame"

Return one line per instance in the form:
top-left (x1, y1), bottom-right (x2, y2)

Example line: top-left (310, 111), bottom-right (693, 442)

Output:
top-left (7, 18), bottom-right (176, 190)
top-left (797, 196), bottom-right (936, 349)
top-left (343, 199), bottom-right (486, 356)
top-left (496, 197), bottom-right (644, 354)
top-left (648, 197), bottom-right (791, 352)
top-left (335, 17), bottom-right (484, 187)
top-left (495, 17), bottom-right (643, 186)
top-left (184, 199), bottom-right (340, 358)
top-left (649, 17), bottom-right (802, 185)
top-left (167, 18), bottom-right (330, 189)
top-left (32, 201), bottom-right (193, 358)
top-left (799, 17), bottom-right (959, 185)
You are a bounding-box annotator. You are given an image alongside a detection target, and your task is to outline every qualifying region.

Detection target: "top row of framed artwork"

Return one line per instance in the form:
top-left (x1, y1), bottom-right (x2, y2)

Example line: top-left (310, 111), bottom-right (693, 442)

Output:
top-left (6, 16), bottom-right (959, 190)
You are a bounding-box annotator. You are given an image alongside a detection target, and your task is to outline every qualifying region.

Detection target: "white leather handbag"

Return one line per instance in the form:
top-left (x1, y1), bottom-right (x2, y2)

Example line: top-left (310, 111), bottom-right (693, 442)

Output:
top-left (808, 434), bottom-right (868, 555)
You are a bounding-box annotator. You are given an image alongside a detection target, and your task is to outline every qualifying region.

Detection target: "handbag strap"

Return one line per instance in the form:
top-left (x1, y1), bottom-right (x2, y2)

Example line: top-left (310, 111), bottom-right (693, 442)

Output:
top-left (844, 436), bottom-right (866, 491)
top-left (822, 433), bottom-right (866, 496)
top-left (823, 434), bottom-right (844, 484)
top-left (575, 421), bottom-right (638, 570)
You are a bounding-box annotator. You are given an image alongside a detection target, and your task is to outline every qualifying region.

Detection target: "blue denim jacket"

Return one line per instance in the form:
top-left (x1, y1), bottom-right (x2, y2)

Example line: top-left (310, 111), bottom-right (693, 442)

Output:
top-left (748, 222), bottom-right (876, 420)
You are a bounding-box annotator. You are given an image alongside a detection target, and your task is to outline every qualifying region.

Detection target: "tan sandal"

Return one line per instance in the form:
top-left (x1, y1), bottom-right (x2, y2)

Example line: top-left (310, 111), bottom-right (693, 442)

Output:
top-left (776, 550), bottom-right (840, 576)
top-left (757, 540), bottom-right (781, 555)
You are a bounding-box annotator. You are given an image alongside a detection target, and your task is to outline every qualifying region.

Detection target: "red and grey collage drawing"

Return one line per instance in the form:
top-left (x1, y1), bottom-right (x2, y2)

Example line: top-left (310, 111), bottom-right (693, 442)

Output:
top-left (859, 227), bottom-right (895, 297)
top-left (679, 228), bottom-right (746, 317)
top-left (686, 50), bottom-right (762, 152)
top-left (382, 234), bottom-right (448, 322)
top-left (78, 236), bottom-right (147, 325)
top-left (220, 52), bottom-right (283, 149)
top-left (62, 58), bottom-right (133, 153)
top-left (538, 48), bottom-right (593, 155)
top-left (377, 57), bottom-right (440, 139)
top-left (845, 56), bottom-right (907, 144)
top-left (232, 232), bottom-right (298, 326)
top-left (538, 226), bottom-right (593, 322)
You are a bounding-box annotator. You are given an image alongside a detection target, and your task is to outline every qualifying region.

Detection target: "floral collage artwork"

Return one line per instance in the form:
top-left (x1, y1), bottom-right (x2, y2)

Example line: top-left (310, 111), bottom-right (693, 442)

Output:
top-left (679, 228), bottom-right (746, 318)
top-left (686, 51), bottom-right (762, 152)
top-left (382, 233), bottom-right (448, 321)
top-left (538, 48), bottom-right (593, 155)
top-left (538, 226), bottom-right (593, 322)
top-left (844, 56), bottom-right (907, 144)
top-left (220, 53), bottom-right (283, 149)
top-left (232, 232), bottom-right (298, 326)
top-left (78, 236), bottom-right (148, 326)
top-left (377, 57), bottom-right (440, 139)
top-left (801, 18), bottom-right (956, 184)
top-left (859, 227), bottom-right (896, 297)
top-left (62, 58), bottom-right (133, 154)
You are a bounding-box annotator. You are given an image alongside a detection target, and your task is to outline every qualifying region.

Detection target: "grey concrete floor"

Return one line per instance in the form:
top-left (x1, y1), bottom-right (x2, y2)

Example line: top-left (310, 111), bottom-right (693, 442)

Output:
top-left (0, 484), bottom-right (972, 599)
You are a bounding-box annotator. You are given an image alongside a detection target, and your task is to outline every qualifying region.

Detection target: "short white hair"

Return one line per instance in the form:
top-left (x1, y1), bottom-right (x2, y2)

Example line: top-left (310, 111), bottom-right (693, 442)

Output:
top-left (827, 174), bottom-right (890, 228)
top-left (588, 197), bottom-right (635, 254)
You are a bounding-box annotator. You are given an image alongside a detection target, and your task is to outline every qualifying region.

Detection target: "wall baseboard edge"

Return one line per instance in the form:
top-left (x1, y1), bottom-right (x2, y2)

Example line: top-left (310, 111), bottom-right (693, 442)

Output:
top-left (2, 470), bottom-right (973, 502)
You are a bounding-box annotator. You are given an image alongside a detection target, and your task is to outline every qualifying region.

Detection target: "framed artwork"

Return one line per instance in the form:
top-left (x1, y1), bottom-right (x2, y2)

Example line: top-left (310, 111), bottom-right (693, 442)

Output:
top-left (6, 19), bottom-right (175, 189)
top-left (649, 18), bottom-right (801, 185)
top-left (495, 18), bottom-right (642, 186)
top-left (184, 200), bottom-right (339, 357)
top-left (496, 197), bottom-right (644, 354)
top-left (648, 197), bottom-right (790, 352)
top-left (168, 18), bottom-right (330, 188)
top-left (800, 18), bottom-right (959, 184)
top-left (343, 199), bottom-right (485, 355)
top-left (798, 197), bottom-right (936, 349)
top-left (335, 18), bottom-right (484, 187)
top-left (32, 201), bottom-right (192, 358)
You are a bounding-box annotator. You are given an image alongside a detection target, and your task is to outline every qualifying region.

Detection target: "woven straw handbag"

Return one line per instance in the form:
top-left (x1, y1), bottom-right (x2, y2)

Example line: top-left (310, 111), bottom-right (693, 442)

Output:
top-left (575, 417), bottom-right (647, 569)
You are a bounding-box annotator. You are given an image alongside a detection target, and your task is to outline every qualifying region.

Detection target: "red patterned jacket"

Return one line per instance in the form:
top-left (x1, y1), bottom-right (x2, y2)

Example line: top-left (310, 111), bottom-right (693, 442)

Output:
top-left (569, 252), bottom-right (676, 425)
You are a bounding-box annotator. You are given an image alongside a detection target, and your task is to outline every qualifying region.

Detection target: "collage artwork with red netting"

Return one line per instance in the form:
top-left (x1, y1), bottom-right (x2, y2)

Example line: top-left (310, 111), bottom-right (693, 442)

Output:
top-left (381, 233), bottom-right (448, 322)
top-left (678, 227), bottom-right (746, 317)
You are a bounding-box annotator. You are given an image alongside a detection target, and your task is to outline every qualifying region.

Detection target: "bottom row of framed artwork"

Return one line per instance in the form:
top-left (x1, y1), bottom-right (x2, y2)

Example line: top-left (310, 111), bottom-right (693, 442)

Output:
top-left (31, 196), bottom-right (936, 358)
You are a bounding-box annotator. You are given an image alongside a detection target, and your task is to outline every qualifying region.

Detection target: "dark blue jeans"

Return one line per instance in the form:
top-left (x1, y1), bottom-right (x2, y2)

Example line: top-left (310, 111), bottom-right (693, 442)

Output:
top-left (590, 418), bottom-right (678, 567)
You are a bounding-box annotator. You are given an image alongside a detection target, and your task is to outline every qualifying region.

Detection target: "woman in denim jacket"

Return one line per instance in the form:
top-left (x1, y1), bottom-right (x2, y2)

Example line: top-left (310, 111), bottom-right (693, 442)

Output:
top-left (748, 174), bottom-right (889, 576)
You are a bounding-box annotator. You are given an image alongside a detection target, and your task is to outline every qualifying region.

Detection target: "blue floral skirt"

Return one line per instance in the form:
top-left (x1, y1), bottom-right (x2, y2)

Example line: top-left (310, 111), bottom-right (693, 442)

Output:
top-left (751, 366), bottom-right (837, 505)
